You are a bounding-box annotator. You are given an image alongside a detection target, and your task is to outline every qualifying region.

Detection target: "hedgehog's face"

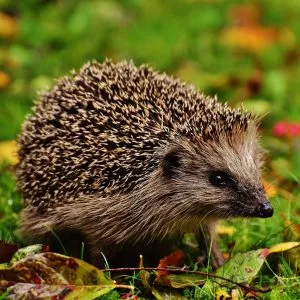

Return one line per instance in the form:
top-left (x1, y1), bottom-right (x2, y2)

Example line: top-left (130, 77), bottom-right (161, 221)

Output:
top-left (161, 129), bottom-right (273, 220)
top-left (204, 168), bottom-right (273, 219)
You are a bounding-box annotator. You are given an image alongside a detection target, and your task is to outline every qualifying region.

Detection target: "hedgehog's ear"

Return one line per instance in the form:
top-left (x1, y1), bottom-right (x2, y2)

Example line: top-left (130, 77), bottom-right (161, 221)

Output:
top-left (161, 147), bottom-right (184, 179)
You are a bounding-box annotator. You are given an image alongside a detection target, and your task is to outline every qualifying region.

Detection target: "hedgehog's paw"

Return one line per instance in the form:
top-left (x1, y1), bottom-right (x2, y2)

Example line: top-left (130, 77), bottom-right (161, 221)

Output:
top-left (211, 243), bottom-right (225, 269)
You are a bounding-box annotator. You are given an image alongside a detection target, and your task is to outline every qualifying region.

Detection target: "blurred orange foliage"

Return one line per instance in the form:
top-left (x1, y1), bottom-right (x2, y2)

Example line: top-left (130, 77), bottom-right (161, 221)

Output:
top-left (0, 12), bottom-right (17, 38)
top-left (221, 4), bottom-right (294, 52)
top-left (0, 71), bottom-right (10, 88)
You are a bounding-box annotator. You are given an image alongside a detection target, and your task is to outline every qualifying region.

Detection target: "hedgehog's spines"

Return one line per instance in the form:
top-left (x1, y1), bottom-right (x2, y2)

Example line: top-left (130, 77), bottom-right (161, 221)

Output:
top-left (17, 60), bottom-right (255, 211)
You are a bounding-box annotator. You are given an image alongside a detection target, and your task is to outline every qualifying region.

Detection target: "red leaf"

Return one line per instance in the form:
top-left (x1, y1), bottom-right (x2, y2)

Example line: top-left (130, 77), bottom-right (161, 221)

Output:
top-left (259, 248), bottom-right (269, 258)
top-left (157, 250), bottom-right (185, 277)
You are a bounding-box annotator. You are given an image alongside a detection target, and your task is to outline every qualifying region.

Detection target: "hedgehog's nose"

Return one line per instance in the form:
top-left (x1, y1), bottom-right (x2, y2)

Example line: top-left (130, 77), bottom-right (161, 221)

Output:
top-left (256, 201), bottom-right (274, 218)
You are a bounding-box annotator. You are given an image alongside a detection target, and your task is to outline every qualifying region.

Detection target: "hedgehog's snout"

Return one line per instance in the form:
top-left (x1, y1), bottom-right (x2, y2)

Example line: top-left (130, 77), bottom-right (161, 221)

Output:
top-left (254, 195), bottom-right (273, 218)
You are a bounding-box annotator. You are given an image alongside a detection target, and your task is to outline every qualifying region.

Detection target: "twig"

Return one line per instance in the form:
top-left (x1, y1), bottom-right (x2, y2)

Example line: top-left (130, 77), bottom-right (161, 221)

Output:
top-left (99, 267), bottom-right (271, 294)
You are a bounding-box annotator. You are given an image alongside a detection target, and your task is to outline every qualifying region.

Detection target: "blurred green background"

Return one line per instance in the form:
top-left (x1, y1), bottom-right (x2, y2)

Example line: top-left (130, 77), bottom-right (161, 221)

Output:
top-left (0, 0), bottom-right (299, 242)
top-left (1, 0), bottom-right (299, 136)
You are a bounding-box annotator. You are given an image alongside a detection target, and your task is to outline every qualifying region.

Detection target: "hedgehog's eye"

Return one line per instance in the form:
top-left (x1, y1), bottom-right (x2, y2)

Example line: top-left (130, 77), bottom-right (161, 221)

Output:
top-left (209, 171), bottom-right (234, 188)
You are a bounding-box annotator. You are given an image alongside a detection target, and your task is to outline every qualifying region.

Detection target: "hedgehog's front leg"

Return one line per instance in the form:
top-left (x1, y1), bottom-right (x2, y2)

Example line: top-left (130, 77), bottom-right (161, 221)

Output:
top-left (197, 222), bottom-right (224, 269)
top-left (210, 240), bottom-right (225, 269)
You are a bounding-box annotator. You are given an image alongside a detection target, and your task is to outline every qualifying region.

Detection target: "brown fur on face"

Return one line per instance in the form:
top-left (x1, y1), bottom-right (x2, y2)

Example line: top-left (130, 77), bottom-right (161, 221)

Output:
top-left (17, 60), bottom-right (272, 268)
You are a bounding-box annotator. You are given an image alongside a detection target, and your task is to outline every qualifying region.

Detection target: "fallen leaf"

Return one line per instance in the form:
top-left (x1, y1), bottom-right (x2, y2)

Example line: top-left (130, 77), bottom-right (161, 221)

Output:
top-left (152, 287), bottom-right (186, 300)
top-left (155, 273), bottom-right (205, 289)
top-left (215, 288), bottom-right (231, 300)
top-left (269, 242), bottom-right (300, 254)
top-left (157, 250), bottom-right (185, 277)
top-left (195, 280), bottom-right (215, 299)
top-left (10, 244), bottom-right (48, 265)
top-left (6, 283), bottom-right (116, 300)
top-left (0, 249), bottom-right (133, 299)
top-left (216, 248), bottom-right (268, 285)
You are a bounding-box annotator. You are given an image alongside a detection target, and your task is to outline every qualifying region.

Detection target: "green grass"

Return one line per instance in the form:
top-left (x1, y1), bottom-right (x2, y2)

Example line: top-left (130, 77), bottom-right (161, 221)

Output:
top-left (0, 163), bottom-right (22, 243)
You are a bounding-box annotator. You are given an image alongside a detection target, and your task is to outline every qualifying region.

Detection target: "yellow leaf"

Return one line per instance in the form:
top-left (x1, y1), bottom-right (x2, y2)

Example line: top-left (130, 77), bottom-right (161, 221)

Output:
top-left (269, 242), bottom-right (300, 254)
top-left (0, 71), bottom-right (11, 88)
top-left (216, 289), bottom-right (231, 300)
top-left (0, 140), bottom-right (18, 165)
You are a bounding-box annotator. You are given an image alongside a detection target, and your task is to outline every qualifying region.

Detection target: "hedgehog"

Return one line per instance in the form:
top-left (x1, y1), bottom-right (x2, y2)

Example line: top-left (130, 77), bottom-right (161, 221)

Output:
top-left (16, 59), bottom-right (273, 268)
